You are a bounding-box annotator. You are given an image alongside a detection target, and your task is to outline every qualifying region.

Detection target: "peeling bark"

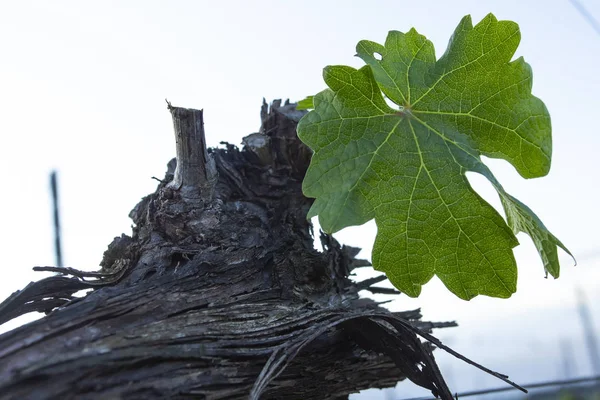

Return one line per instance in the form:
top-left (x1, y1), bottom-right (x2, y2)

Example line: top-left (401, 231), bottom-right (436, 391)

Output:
top-left (0, 100), bottom-right (460, 400)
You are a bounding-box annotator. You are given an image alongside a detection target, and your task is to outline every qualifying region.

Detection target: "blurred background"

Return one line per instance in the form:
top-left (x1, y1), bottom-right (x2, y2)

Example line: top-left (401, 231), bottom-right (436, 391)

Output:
top-left (0, 1), bottom-right (598, 398)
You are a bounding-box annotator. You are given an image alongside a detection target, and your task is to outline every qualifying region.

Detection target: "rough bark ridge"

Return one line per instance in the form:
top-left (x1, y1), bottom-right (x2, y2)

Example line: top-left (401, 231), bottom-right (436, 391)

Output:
top-left (0, 100), bottom-right (458, 399)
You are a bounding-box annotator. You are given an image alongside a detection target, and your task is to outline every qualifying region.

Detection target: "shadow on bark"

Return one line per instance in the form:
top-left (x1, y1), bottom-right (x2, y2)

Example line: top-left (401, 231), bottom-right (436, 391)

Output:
top-left (0, 100), bottom-right (518, 399)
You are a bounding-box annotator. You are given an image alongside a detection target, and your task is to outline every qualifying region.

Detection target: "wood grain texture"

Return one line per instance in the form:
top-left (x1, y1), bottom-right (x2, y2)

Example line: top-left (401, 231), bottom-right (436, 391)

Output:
top-left (0, 100), bottom-right (454, 400)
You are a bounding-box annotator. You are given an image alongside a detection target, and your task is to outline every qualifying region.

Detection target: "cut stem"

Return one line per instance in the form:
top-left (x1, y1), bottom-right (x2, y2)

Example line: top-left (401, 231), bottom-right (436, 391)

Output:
top-left (166, 101), bottom-right (217, 196)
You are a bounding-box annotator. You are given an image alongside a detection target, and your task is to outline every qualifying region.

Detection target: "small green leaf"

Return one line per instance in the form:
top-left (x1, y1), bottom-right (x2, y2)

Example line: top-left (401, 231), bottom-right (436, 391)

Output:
top-left (297, 14), bottom-right (572, 300)
top-left (500, 192), bottom-right (574, 278)
top-left (297, 96), bottom-right (315, 110)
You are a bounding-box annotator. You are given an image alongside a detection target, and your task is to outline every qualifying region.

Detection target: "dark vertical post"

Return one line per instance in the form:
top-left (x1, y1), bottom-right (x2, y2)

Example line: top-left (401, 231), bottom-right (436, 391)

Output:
top-left (559, 339), bottom-right (574, 379)
top-left (576, 288), bottom-right (600, 376)
top-left (50, 170), bottom-right (63, 267)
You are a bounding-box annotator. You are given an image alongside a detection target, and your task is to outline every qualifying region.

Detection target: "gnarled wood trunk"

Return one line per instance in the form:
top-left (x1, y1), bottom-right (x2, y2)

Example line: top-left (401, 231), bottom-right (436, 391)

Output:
top-left (0, 100), bottom-right (456, 400)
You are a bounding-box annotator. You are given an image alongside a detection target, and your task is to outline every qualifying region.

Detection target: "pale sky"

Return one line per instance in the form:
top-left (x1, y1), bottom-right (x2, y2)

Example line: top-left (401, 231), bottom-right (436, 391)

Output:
top-left (1, 1), bottom-right (599, 398)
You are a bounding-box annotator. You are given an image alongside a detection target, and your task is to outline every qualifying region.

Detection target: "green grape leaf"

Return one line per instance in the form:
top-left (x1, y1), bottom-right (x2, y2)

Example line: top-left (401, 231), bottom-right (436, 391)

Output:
top-left (500, 192), bottom-right (574, 278)
top-left (297, 14), bottom-right (572, 300)
top-left (297, 96), bottom-right (315, 110)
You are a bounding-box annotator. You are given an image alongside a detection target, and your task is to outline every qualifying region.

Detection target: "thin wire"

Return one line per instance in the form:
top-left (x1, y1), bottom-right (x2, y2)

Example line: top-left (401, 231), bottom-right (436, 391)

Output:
top-left (569, 0), bottom-right (600, 37)
top-left (400, 375), bottom-right (600, 400)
